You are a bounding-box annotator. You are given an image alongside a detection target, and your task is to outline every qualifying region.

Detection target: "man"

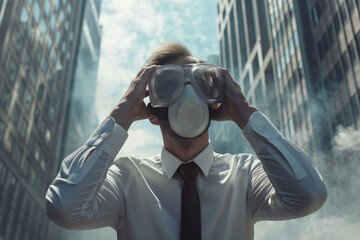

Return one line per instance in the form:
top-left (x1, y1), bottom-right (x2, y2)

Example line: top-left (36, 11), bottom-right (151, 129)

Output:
top-left (46, 42), bottom-right (327, 240)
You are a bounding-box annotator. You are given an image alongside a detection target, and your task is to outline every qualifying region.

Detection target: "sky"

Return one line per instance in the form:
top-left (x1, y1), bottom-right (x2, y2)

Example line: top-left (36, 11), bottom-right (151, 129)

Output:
top-left (94, 0), bottom-right (219, 159)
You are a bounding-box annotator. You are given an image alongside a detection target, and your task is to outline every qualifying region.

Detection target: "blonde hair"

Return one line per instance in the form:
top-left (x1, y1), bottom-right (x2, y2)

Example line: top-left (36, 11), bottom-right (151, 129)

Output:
top-left (145, 42), bottom-right (193, 67)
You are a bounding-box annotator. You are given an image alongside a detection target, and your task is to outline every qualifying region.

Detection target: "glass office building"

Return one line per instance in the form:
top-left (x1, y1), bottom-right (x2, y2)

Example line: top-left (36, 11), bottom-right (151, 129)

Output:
top-left (0, 0), bottom-right (85, 239)
top-left (214, 0), bottom-right (360, 158)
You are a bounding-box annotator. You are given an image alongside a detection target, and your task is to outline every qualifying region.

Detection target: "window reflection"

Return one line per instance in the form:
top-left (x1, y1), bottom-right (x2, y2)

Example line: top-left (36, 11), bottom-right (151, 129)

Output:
top-left (51, 15), bottom-right (56, 31)
top-left (0, 119), bottom-right (4, 143)
top-left (20, 6), bottom-right (29, 24)
top-left (24, 89), bottom-right (33, 112)
top-left (14, 31), bottom-right (23, 54)
top-left (56, 30), bottom-right (61, 43)
top-left (44, 0), bottom-right (51, 16)
top-left (9, 59), bottom-right (18, 82)
top-left (33, 1), bottom-right (41, 23)
top-left (54, 0), bottom-right (60, 11)
top-left (1, 87), bottom-right (11, 112)
top-left (47, 35), bottom-right (52, 51)
top-left (40, 19), bottom-right (47, 38)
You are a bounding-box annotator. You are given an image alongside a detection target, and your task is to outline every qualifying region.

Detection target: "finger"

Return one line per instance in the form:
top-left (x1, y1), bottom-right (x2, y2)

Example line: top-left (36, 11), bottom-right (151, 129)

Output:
top-left (138, 65), bottom-right (158, 79)
top-left (136, 65), bottom-right (158, 89)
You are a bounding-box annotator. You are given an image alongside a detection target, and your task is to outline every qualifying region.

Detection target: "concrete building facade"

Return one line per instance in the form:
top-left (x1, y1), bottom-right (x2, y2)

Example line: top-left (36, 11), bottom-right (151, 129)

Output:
top-left (0, 0), bottom-right (85, 239)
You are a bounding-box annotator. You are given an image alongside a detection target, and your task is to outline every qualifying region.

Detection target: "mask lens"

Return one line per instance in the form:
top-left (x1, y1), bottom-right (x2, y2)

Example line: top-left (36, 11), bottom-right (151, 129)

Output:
top-left (151, 68), bottom-right (182, 106)
top-left (192, 66), bottom-right (222, 101)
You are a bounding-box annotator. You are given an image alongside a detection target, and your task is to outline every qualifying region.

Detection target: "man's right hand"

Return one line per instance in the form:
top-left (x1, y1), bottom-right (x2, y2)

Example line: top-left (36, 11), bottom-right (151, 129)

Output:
top-left (109, 66), bottom-right (158, 130)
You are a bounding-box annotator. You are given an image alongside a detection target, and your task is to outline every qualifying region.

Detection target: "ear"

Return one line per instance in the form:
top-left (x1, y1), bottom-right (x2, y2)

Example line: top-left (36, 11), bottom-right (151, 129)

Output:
top-left (148, 115), bottom-right (160, 126)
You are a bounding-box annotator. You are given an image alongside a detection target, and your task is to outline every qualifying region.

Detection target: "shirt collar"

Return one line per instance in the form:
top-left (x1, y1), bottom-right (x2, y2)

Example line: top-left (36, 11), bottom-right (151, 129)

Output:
top-left (161, 144), bottom-right (214, 179)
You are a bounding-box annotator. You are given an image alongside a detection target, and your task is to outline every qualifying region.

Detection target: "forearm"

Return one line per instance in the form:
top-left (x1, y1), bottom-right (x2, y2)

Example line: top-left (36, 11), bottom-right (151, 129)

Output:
top-left (243, 112), bottom-right (327, 220)
top-left (46, 117), bottom-right (128, 229)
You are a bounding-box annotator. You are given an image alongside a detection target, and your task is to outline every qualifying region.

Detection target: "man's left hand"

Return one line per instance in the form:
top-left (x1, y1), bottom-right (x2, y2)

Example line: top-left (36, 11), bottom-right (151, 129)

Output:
top-left (211, 68), bottom-right (257, 129)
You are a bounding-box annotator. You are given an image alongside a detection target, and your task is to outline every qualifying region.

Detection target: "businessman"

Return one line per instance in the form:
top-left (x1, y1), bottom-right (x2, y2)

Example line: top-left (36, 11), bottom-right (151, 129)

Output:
top-left (46, 42), bottom-right (327, 240)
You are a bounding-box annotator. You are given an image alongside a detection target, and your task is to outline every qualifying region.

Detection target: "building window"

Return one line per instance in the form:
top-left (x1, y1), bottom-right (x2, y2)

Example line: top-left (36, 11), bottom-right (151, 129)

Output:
top-left (29, 65), bottom-right (37, 86)
top-left (64, 20), bottom-right (69, 30)
top-left (18, 78), bottom-right (26, 100)
top-left (348, 41), bottom-right (358, 64)
top-left (48, 71), bottom-right (54, 89)
top-left (44, 0), bottom-right (51, 16)
top-left (51, 50), bottom-right (57, 65)
top-left (49, 106), bottom-right (55, 123)
top-left (0, 119), bottom-right (5, 143)
top-left (56, 30), bottom-right (61, 43)
top-left (4, 132), bottom-right (14, 152)
top-left (50, 14), bottom-right (56, 31)
top-left (24, 89), bottom-right (33, 112)
top-left (55, 0), bottom-right (60, 11)
top-left (293, 30), bottom-right (299, 47)
top-left (243, 72), bottom-right (250, 94)
top-left (53, 83), bottom-right (59, 100)
top-left (340, 2), bottom-right (349, 23)
top-left (1, 87), bottom-right (11, 112)
top-left (33, 1), bottom-right (41, 23)
top-left (20, 158), bottom-right (29, 177)
top-left (67, 3), bottom-right (71, 15)
top-left (44, 94), bottom-right (50, 114)
top-left (20, 6), bottom-right (29, 25)
top-left (19, 118), bottom-right (28, 139)
top-left (341, 51), bottom-right (351, 74)
top-left (30, 167), bottom-right (36, 184)
top-left (47, 35), bottom-right (52, 51)
top-left (42, 58), bottom-right (48, 75)
top-left (14, 31), bottom-right (23, 54)
top-left (59, 10), bottom-right (64, 22)
top-left (8, 59), bottom-right (18, 82)
top-left (40, 118), bottom-right (46, 137)
top-left (11, 143), bottom-right (22, 165)
top-left (37, 83), bottom-right (44, 101)
top-left (22, 49), bottom-right (31, 71)
top-left (33, 142), bottom-right (40, 162)
top-left (40, 19), bottom-right (47, 38)
top-left (11, 104), bottom-right (21, 126)
top-left (45, 129), bottom-right (51, 146)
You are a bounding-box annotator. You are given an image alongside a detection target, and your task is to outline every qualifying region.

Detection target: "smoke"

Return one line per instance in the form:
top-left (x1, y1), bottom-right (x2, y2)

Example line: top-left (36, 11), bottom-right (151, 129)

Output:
top-left (255, 125), bottom-right (360, 240)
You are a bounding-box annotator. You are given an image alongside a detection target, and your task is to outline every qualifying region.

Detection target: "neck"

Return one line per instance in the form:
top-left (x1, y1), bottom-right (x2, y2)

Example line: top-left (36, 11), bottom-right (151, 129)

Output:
top-left (162, 131), bottom-right (209, 162)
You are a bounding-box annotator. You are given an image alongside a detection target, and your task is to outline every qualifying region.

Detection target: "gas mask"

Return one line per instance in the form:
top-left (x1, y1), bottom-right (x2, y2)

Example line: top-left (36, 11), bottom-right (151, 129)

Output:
top-left (148, 64), bottom-right (223, 138)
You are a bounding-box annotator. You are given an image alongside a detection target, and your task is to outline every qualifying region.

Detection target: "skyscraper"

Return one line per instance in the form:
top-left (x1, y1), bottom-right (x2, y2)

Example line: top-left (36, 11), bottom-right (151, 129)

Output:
top-left (61, 0), bottom-right (103, 159)
top-left (0, 0), bottom-right (86, 239)
top-left (214, 0), bottom-right (360, 159)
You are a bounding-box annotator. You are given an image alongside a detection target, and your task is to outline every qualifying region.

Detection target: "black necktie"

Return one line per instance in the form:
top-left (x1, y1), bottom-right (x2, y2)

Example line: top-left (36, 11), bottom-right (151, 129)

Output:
top-left (177, 162), bottom-right (201, 240)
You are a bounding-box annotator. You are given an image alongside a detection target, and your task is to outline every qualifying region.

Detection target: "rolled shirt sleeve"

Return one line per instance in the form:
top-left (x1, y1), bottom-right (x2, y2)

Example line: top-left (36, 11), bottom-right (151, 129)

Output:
top-left (242, 112), bottom-right (327, 222)
top-left (46, 117), bottom-right (128, 229)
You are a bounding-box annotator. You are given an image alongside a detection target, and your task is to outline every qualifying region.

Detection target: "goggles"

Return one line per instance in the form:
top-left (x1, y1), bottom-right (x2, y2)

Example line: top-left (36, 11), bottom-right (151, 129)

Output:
top-left (148, 63), bottom-right (223, 107)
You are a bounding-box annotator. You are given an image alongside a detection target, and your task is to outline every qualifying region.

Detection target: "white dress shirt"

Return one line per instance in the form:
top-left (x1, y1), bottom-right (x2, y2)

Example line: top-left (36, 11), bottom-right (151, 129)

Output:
top-left (46, 112), bottom-right (327, 240)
